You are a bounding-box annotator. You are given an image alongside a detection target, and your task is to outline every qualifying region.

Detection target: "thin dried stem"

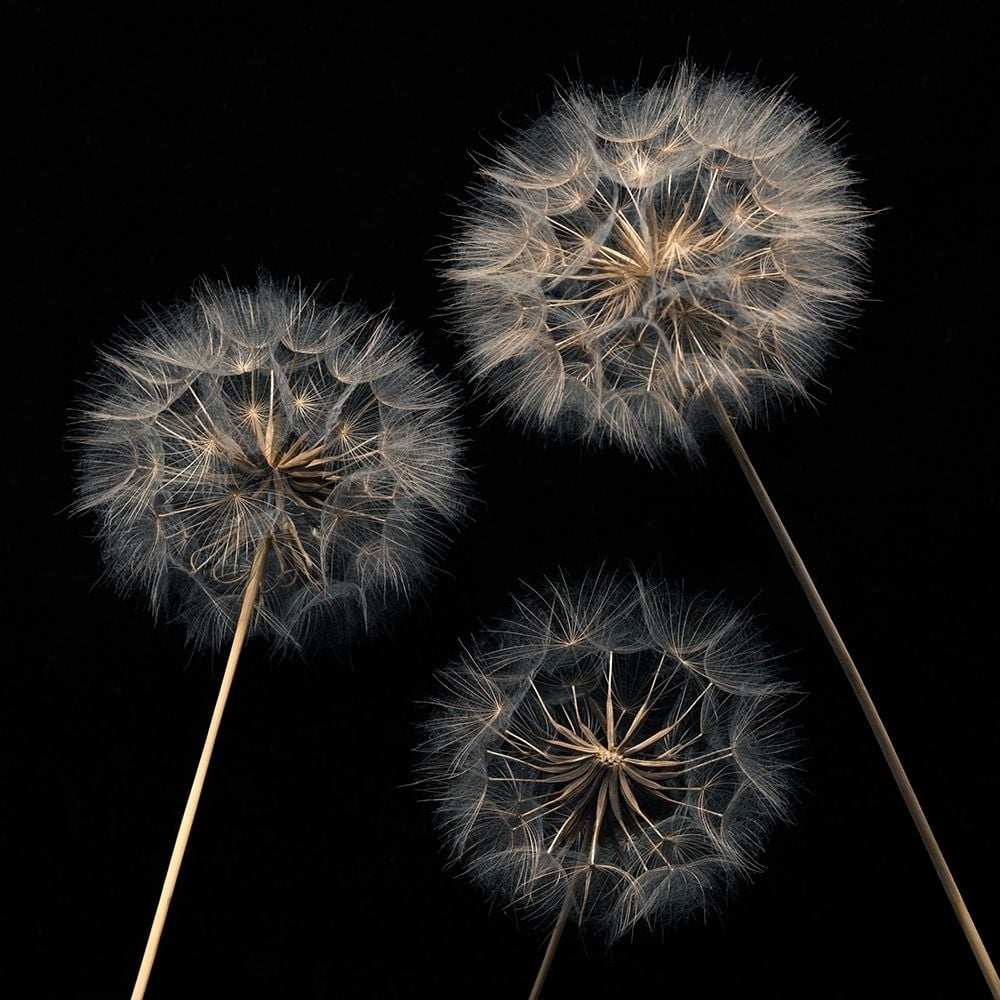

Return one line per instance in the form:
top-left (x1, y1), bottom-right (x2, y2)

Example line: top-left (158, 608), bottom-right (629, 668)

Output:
top-left (707, 392), bottom-right (999, 998)
top-left (528, 874), bottom-right (579, 1000)
top-left (131, 541), bottom-right (269, 1000)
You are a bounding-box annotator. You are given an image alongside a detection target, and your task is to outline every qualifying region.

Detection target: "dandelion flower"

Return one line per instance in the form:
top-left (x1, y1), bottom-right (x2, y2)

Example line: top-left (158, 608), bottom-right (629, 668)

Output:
top-left (446, 67), bottom-right (997, 992)
top-left (70, 275), bottom-right (470, 998)
top-left (72, 274), bottom-right (469, 649)
top-left (418, 568), bottom-right (799, 995)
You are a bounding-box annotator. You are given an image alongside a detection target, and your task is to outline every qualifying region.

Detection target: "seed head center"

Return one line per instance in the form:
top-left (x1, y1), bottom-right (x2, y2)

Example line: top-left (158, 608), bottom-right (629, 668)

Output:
top-left (595, 746), bottom-right (625, 768)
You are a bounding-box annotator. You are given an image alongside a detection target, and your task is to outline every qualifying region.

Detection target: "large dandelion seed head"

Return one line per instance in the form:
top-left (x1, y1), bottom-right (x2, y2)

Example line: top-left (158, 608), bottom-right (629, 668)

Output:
top-left (417, 568), bottom-right (800, 941)
top-left (447, 65), bottom-right (868, 461)
top-left (71, 276), bottom-right (469, 649)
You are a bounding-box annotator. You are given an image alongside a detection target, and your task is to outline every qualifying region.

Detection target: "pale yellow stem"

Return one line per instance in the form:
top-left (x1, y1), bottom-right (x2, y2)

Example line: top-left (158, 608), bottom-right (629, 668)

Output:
top-left (131, 542), bottom-right (269, 1000)
top-left (707, 392), bottom-right (998, 998)
top-left (528, 876), bottom-right (577, 1000)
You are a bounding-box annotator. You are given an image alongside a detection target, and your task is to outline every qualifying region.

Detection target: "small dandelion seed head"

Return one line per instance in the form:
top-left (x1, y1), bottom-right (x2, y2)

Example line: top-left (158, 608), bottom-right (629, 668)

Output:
top-left (70, 275), bottom-right (470, 650)
top-left (416, 567), bottom-right (801, 942)
top-left (446, 64), bottom-right (869, 462)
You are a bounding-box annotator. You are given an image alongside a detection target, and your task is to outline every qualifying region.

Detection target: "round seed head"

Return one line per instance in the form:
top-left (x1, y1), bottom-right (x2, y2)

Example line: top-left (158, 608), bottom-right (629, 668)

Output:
top-left (417, 567), bottom-right (800, 941)
top-left (71, 276), bottom-right (470, 649)
top-left (446, 65), bottom-right (868, 461)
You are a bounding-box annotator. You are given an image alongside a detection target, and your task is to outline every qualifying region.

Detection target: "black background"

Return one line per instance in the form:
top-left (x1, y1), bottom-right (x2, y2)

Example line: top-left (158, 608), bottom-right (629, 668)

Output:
top-left (5, 3), bottom-right (997, 998)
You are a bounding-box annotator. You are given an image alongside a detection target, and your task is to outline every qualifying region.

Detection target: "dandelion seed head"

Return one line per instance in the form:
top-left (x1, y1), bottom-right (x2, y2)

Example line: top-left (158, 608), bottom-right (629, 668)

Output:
top-left (71, 275), bottom-right (470, 649)
top-left (446, 65), bottom-right (868, 461)
top-left (417, 568), bottom-right (800, 941)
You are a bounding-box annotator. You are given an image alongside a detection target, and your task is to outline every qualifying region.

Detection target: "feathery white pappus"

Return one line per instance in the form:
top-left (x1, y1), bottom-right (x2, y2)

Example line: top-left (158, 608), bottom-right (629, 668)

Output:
top-left (446, 65), bottom-right (868, 460)
top-left (417, 567), bottom-right (800, 941)
top-left (71, 276), bottom-right (470, 649)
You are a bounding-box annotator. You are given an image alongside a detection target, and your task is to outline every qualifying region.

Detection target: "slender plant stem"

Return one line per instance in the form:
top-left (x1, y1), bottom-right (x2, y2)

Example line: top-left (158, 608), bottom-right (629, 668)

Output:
top-left (131, 542), bottom-right (269, 1000)
top-left (528, 877), bottom-right (577, 1000)
top-left (707, 393), bottom-right (998, 997)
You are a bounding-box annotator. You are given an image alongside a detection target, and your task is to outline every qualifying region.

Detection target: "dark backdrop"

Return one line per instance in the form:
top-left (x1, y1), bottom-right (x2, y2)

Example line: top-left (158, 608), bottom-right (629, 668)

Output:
top-left (5, 3), bottom-right (997, 998)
